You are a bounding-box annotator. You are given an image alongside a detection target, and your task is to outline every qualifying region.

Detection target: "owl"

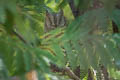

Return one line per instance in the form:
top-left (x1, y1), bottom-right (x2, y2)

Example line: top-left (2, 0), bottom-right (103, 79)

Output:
top-left (44, 10), bottom-right (66, 32)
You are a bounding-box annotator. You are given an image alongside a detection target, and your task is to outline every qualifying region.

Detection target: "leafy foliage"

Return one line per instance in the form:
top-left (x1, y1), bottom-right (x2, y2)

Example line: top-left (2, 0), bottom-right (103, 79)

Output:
top-left (0, 0), bottom-right (120, 80)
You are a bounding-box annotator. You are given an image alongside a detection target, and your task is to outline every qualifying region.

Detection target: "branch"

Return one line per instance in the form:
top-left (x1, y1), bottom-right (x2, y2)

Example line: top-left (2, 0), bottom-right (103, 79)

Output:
top-left (65, 67), bottom-right (80, 80)
top-left (50, 63), bottom-right (80, 80)
top-left (12, 30), bottom-right (28, 44)
top-left (101, 65), bottom-right (110, 80)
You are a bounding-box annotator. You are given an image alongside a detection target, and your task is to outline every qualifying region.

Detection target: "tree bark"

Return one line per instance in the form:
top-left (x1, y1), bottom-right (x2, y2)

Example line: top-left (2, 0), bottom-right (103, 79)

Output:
top-left (101, 65), bottom-right (110, 80)
top-left (88, 69), bottom-right (94, 80)
top-left (112, 21), bottom-right (119, 33)
top-left (68, 0), bottom-right (81, 18)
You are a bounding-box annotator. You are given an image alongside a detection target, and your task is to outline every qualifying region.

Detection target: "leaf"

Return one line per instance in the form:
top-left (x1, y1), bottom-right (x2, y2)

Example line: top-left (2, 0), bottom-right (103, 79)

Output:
top-left (71, 40), bottom-right (89, 69)
top-left (23, 50), bottom-right (33, 72)
top-left (0, 37), bottom-right (15, 75)
top-left (63, 41), bottom-right (78, 69)
top-left (84, 41), bottom-right (99, 69)
top-left (4, 9), bottom-right (14, 35)
top-left (51, 43), bottom-right (65, 67)
top-left (93, 38), bottom-right (113, 67)
top-left (15, 49), bottom-right (25, 75)
top-left (63, 4), bottom-right (74, 21)
top-left (34, 48), bottom-right (56, 63)
top-left (111, 9), bottom-right (120, 29)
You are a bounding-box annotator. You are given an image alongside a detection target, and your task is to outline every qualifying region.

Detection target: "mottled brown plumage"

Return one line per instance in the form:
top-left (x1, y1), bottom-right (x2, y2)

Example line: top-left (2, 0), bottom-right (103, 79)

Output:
top-left (44, 10), bottom-right (66, 32)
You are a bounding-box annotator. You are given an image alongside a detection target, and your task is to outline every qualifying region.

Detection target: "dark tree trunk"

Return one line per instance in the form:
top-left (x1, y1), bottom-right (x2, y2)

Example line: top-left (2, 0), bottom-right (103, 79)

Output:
top-left (101, 65), bottom-right (110, 80)
top-left (68, 0), bottom-right (81, 18)
top-left (88, 69), bottom-right (94, 80)
top-left (112, 1), bottom-right (120, 33)
top-left (68, 0), bottom-right (103, 18)
top-left (73, 66), bottom-right (80, 78)
top-left (112, 21), bottom-right (119, 33)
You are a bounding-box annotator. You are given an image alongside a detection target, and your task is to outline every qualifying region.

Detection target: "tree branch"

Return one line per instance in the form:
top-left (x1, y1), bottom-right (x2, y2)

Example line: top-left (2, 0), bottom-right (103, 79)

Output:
top-left (12, 30), bottom-right (28, 44)
top-left (50, 63), bottom-right (80, 80)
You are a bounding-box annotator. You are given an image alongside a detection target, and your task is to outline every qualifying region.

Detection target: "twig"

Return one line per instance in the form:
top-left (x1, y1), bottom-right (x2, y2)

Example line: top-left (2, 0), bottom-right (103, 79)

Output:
top-left (50, 63), bottom-right (80, 80)
top-left (65, 67), bottom-right (80, 80)
top-left (101, 65), bottom-right (110, 80)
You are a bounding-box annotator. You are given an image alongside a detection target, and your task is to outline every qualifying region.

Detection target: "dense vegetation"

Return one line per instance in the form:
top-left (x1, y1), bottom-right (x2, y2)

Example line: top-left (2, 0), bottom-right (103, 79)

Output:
top-left (0, 0), bottom-right (120, 80)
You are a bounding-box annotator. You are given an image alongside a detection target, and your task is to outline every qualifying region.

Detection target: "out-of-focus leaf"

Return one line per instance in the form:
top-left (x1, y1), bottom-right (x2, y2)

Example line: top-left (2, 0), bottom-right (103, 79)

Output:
top-left (63, 4), bottom-right (74, 21)
top-left (111, 9), bottom-right (120, 29)
top-left (23, 50), bottom-right (33, 72)
top-left (51, 44), bottom-right (65, 67)
top-left (15, 49), bottom-right (25, 75)
top-left (4, 9), bottom-right (14, 35)
top-left (102, 0), bottom-right (116, 12)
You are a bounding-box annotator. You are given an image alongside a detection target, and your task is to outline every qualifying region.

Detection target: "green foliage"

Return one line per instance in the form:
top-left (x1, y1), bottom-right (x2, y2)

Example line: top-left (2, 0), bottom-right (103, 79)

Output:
top-left (0, 0), bottom-right (120, 80)
top-left (0, 0), bottom-right (57, 79)
top-left (62, 8), bottom-right (120, 70)
top-left (74, 0), bottom-right (93, 10)
top-left (111, 9), bottom-right (120, 28)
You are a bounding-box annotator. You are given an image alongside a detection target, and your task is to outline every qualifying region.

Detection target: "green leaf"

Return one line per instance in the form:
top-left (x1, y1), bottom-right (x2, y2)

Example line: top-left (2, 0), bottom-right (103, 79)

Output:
top-left (63, 41), bottom-right (78, 69)
top-left (72, 40), bottom-right (89, 69)
top-left (51, 43), bottom-right (65, 67)
top-left (23, 50), bottom-right (33, 72)
top-left (15, 49), bottom-right (25, 75)
top-left (4, 9), bottom-right (14, 35)
top-left (93, 39), bottom-right (113, 67)
top-left (111, 9), bottom-right (120, 29)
